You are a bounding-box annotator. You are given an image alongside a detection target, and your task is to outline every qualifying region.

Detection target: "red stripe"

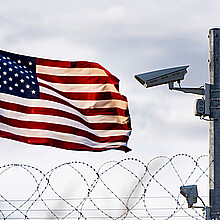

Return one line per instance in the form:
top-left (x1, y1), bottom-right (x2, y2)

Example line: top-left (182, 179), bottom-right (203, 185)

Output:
top-left (40, 92), bottom-right (130, 118)
top-left (37, 73), bottom-right (116, 84)
top-left (0, 130), bottom-right (131, 152)
top-left (0, 100), bottom-right (131, 130)
top-left (0, 114), bottom-right (129, 143)
top-left (36, 59), bottom-right (120, 90)
top-left (38, 81), bottom-right (127, 101)
top-left (37, 59), bottom-right (102, 69)
top-left (40, 93), bottom-right (131, 130)
top-left (0, 97), bottom-right (128, 117)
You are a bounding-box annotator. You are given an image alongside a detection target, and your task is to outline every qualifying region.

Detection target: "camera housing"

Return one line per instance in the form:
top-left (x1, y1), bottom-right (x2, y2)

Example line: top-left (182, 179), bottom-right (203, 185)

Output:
top-left (194, 99), bottom-right (205, 116)
top-left (134, 65), bottom-right (189, 88)
top-left (180, 185), bottom-right (198, 208)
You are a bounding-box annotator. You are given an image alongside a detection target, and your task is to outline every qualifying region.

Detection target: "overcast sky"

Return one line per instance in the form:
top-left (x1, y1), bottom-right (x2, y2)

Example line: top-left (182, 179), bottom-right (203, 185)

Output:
top-left (0, 0), bottom-right (219, 216)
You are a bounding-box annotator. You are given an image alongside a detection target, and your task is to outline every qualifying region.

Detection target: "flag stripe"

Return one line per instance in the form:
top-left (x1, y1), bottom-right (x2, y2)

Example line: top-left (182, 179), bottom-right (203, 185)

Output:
top-left (38, 81), bottom-right (126, 101)
top-left (40, 92), bottom-right (129, 125)
top-left (0, 130), bottom-right (130, 152)
top-left (0, 104), bottom-right (130, 130)
top-left (40, 88), bottom-right (128, 110)
top-left (0, 106), bottom-right (130, 136)
top-left (37, 65), bottom-right (108, 76)
top-left (37, 72), bottom-right (116, 84)
top-left (36, 59), bottom-right (120, 89)
top-left (0, 93), bottom-right (129, 118)
top-left (37, 59), bottom-right (107, 69)
top-left (0, 122), bottom-right (127, 148)
top-left (0, 114), bottom-right (129, 143)
top-left (0, 96), bottom-right (128, 121)
top-left (36, 82), bottom-right (118, 93)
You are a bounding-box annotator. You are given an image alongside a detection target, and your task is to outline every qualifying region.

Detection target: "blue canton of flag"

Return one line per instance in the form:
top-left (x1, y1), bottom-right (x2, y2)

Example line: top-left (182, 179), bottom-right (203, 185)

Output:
top-left (0, 51), bottom-right (39, 99)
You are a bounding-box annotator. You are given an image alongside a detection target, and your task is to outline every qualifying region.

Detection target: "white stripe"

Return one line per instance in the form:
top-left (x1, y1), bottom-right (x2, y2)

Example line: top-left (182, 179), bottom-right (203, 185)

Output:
top-left (38, 79), bottom-right (117, 93)
top-left (40, 85), bottom-right (128, 110)
top-left (0, 92), bottom-right (86, 119)
top-left (37, 65), bottom-right (107, 76)
top-left (0, 122), bottom-right (126, 148)
top-left (0, 108), bottom-right (130, 137)
top-left (0, 93), bottom-right (128, 124)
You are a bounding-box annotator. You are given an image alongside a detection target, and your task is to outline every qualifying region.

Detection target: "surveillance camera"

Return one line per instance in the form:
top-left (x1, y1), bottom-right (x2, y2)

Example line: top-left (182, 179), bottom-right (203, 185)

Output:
top-left (134, 65), bottom-right (189, 88)
top-left (180, 185), bottom-right (198, 208)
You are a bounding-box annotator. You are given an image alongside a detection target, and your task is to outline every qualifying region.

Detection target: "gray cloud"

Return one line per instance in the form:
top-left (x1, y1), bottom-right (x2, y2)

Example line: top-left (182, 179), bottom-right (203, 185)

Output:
top-left (0, 0), bottom-right (217, 163)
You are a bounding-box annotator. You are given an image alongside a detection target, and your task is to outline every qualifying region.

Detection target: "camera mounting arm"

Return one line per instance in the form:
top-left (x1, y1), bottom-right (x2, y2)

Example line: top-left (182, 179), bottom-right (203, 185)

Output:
top-left (168, 82), bottom-right (210, 117)
top-left (168, 82), bottom-right (205, 95)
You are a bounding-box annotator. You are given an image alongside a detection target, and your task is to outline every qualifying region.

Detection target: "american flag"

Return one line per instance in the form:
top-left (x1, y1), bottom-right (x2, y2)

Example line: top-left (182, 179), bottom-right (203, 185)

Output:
top-left (0, 50), bottom-right (131, 152)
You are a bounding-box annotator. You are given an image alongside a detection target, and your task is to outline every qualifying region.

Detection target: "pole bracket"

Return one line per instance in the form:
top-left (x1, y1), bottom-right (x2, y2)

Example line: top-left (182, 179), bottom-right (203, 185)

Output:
top-left (168, 82), bottom-right (210, 116)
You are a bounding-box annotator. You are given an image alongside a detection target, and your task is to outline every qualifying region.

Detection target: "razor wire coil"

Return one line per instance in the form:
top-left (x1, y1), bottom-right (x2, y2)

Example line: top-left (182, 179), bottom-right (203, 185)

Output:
top-left (0, 154), bottom-right (211, 219)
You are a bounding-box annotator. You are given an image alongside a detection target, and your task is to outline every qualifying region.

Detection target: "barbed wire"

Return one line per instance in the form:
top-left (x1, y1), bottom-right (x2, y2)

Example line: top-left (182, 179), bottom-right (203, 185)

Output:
top-left (0, 154), bottom-right (212, 219)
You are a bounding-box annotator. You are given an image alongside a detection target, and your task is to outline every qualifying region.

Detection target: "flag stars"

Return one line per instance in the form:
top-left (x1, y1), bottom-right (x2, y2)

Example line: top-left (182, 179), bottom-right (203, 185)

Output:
top-left (0, 54), bottom-right (38, 98)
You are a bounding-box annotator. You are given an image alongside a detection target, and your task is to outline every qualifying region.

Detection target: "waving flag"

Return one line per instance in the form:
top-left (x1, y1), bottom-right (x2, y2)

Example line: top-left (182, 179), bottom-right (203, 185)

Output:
top-left (0, 50), bottom-right (131, 152)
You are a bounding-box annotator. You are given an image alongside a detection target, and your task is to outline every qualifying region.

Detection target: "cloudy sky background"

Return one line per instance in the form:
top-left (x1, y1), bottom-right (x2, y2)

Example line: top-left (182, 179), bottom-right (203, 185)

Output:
top-left (0, 0), bottom-right (219, 214)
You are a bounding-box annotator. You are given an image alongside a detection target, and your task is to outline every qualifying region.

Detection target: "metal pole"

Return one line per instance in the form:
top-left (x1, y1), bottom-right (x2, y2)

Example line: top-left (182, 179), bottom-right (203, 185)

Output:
top-left (209, 28), bottom-right (220, 219)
